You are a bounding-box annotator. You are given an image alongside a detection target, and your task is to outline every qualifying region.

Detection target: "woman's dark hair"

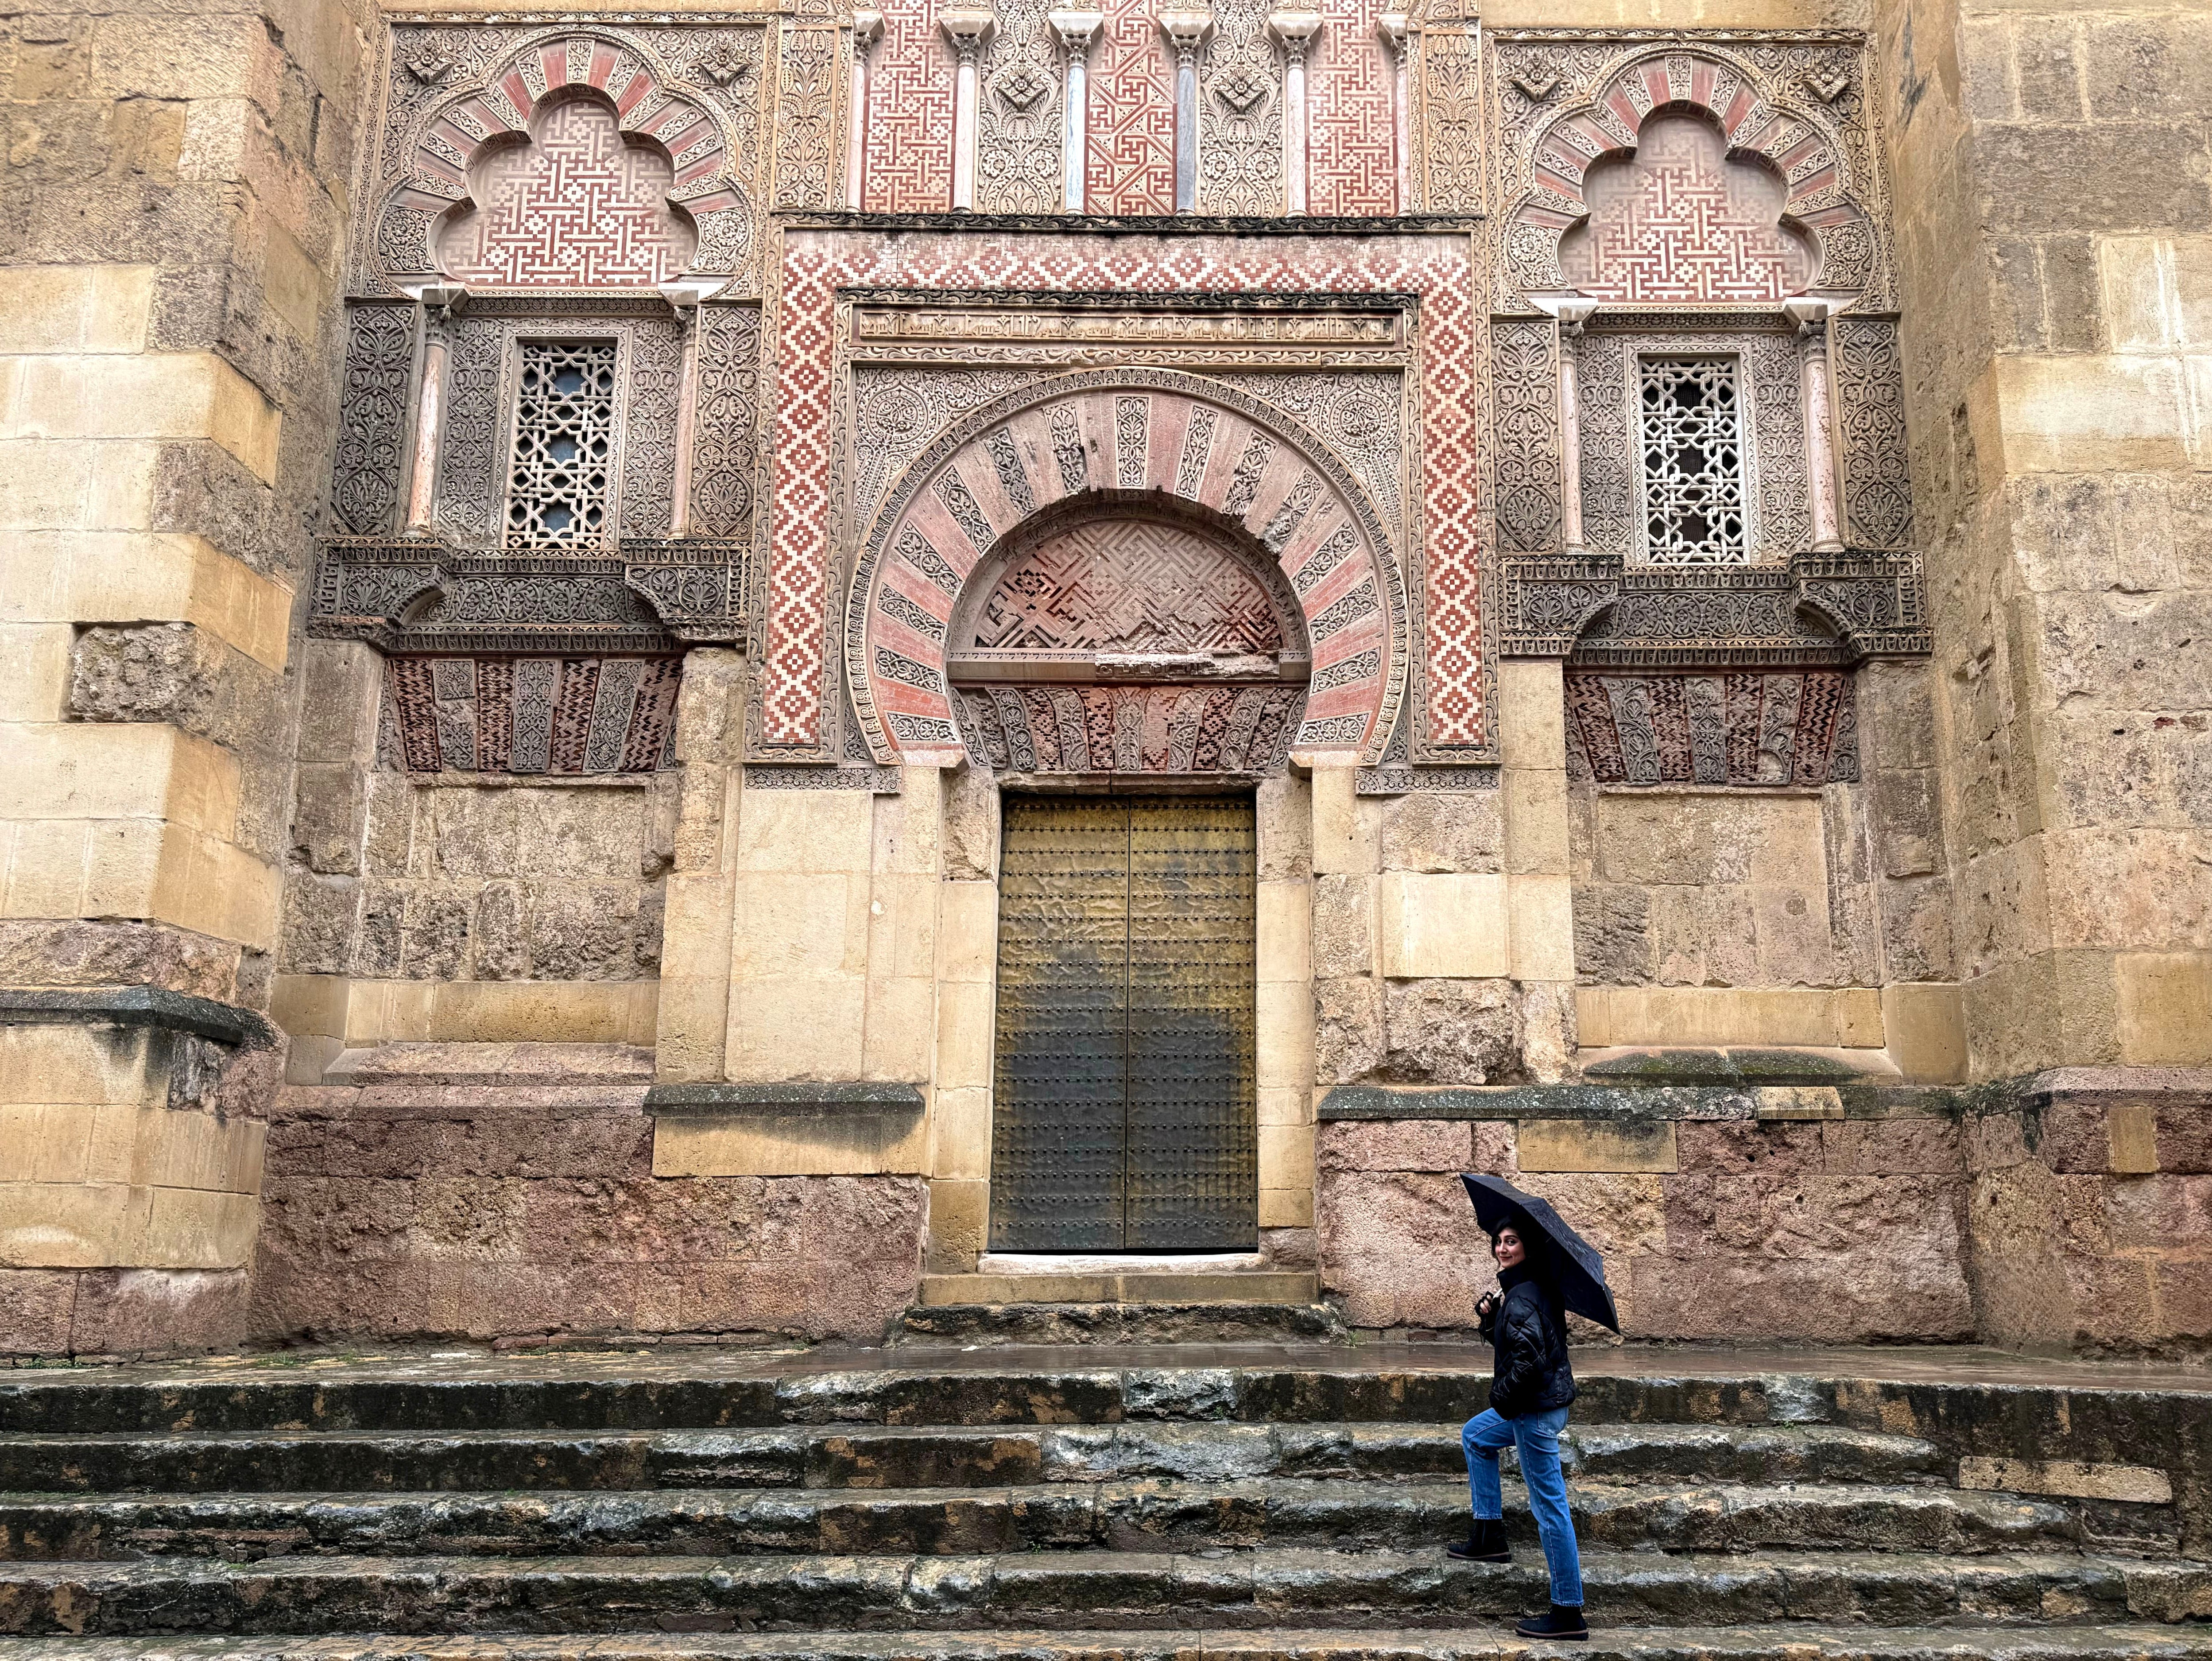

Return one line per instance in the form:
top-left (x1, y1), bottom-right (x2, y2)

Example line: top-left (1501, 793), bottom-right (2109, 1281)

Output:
top-left (1488, 1216), bottom-right (1560, 1293)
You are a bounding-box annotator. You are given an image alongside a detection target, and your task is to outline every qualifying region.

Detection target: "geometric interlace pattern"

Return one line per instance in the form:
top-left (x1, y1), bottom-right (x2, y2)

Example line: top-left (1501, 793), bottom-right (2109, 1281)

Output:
top-left (1560, 115), bottom-right (1816, 304)
top-left (1638, 356), bottom-right (1749, 565)
top-left (505, 342), bottom-right (618, 547)
top-left (971, 519), bottom-right (1288, 654)
top-left (438, 97), bottom-right (696, 288)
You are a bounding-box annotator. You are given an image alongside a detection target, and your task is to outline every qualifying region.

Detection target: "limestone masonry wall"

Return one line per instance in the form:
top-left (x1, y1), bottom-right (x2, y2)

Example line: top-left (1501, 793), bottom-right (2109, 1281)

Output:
top-left (1878, 0), bottom-right (2212, 1079)
top-left (1318, 1075), bottom-right (2212, 1355)
top-left (0, 0), bottom-right (372, 1351)
top-left (1318, 1113), bottom-right (1976, 1344)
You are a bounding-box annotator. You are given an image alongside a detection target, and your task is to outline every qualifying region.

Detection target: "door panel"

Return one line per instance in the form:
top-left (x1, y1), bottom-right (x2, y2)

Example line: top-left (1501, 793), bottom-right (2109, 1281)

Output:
top-left (989, 798), bottom-right (1130, 1251)
top-left (989, 794), bottom-right (1258, 1252)
top-left (1124, 798), bottom-right (1257, 1248)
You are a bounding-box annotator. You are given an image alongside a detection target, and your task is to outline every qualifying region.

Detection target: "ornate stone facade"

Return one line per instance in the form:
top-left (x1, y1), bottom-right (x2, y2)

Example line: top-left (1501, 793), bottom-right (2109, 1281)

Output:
top-left (10, 0), bottom-right (2207, 1362)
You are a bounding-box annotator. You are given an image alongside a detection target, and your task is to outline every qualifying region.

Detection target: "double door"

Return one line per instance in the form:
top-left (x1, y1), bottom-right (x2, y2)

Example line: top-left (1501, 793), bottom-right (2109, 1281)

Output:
top-left (988, 795), bottom-right (1258, 1251)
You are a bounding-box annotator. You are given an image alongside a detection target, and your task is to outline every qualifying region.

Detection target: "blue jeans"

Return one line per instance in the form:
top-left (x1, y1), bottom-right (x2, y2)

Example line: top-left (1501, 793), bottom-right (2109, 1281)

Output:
top-left (1462, 1404), bottom-right (1584, 1608)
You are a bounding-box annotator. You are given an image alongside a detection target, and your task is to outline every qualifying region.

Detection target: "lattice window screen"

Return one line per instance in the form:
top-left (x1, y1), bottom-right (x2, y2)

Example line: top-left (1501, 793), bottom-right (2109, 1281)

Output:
top-left (505, 342), bottom-right (619, 547)
top-left (1636, 356), bottom-right (1749, 565)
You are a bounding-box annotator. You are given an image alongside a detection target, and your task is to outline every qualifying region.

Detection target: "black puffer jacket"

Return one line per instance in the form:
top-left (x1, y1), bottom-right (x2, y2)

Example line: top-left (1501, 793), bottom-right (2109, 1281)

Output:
top-left (1477, 1263), bottom-right (1577, 1420)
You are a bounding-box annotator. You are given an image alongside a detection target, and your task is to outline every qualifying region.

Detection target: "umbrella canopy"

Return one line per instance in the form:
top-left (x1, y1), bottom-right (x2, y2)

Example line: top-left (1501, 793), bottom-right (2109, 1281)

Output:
top-left (1460, 1173), bottom-right (1622, 1334)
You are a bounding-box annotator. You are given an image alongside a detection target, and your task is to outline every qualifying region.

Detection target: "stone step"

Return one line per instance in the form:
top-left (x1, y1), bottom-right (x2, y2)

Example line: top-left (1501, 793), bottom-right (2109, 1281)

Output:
top-left (0, 1627), bottom-right (2210, 1661)
top-left (0, 1363), bottom-right (1840, 1440)
top-left (2, 1548), bottom-right (2205, 1637)
top-left (897, 1302), bottom-right (1347, 1347)
top-left (0, 1421), bottom-right (1947, 1496)
top-left (0, 1479), bottom-right (2095, 1563)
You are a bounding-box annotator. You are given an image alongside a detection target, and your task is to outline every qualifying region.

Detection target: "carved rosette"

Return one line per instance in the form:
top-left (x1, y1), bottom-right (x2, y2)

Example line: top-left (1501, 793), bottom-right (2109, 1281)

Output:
top-left (1197, 0), bottom-right (1286, 215)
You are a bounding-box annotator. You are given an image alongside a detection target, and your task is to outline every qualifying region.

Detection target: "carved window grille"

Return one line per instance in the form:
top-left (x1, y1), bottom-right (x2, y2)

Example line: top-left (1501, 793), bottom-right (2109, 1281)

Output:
top-left (505, 341), bottom-right (619, 547)
top-left (1636, 356), bottom-right (1750, 565)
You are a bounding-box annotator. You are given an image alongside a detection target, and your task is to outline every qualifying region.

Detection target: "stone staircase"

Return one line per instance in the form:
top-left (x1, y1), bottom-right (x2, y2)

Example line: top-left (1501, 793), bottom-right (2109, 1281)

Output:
top-left (0, 1345), bottom-right (2204, 1658)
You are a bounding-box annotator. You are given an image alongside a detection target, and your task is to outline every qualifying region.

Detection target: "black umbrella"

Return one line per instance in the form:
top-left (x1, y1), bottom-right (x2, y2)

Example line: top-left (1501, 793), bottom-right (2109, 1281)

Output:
top-left (1460, 1173), bottom-right (1622, 1334)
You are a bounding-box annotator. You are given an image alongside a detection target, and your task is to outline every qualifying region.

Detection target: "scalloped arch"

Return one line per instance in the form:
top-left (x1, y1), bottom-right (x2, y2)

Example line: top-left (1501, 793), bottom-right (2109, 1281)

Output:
top-left (1509, 47), bottom-right (1875, 301)
top-left (372, 30), bottom-right (748, 284)
top-left (843, 369), bottom-right (1411, 768)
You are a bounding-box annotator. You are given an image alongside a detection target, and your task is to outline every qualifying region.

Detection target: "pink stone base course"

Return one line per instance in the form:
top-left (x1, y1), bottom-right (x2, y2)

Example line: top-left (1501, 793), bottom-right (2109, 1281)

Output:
top-left (249, 1083), bottom-right (926, 1344)
top-left (0, 1269), bottom-right (251, 1361)
top-left (1316, 1090), bottom-right (2212, 1355)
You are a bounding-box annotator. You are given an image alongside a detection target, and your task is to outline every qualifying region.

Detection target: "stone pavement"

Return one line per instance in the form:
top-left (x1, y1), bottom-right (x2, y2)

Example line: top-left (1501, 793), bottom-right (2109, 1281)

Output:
top-left (0, 1343), bottom-right (2207, 1658)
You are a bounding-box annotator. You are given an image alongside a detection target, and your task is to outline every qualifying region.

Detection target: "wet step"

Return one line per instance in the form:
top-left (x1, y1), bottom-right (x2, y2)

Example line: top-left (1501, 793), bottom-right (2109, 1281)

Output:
top-left (0, 1421), bottom-right (1945, 1496)
top-left (0, 1479), bottom-right (2091, 1563)
top-left (897, 1295), bottom-right (1349, 1348)
top-left (1, 1548), bottom-right (2205, 1637)
top-left (0, 1365), bottom-right (1801, 1437)
top-left (2, 1628), bottom-right (2212, 1661)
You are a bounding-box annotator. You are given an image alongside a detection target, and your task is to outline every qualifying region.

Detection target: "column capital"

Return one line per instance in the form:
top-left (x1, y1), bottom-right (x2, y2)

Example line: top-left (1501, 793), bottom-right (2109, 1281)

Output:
top-left (1048, 8), bottom-right (1104, 52)
top-left (397, 279), bottom-right (468, 318)
top-left (658, 278), bottom-right (725, 314)
top-left (1374, 12), bottom-right (1412, 54)
top-left (1782, 295), bottom-right (1841, 338)
top-left (1533, 294), bottom-right (1600, 337)
top-left (940, 9), bottom-right (996, 61)
top-left (1158, 9), bottom-right (1214, 59)
top-left (851, 9), bottom-right (884, 48)
top-left (1268, 9), bottom-right (1322, 57)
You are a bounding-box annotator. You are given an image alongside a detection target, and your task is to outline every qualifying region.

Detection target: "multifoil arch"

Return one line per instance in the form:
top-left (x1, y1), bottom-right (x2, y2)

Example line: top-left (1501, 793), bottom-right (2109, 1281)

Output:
top-left (1505, 44), bottom-right (1877, 303)
top-left (372, 28), bottom-right (753, 287)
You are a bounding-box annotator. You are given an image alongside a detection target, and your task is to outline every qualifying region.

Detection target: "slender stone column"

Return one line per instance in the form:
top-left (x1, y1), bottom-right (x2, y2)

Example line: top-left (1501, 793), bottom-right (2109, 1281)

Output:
top-left (659, 279), bottom-right (721, 538)
top-left (1543, 296), bottom-right (1598, 553)
top-left (846, 11), bottom-right (883, 209)
top-left (1269, 11), bottom-right (1321, 217)
top-left (399, 281), bottom-right (465, 534)
top-left (941, 12), bottom-right (995, 211)
top-left (1049, 10), bottom-right (1103, 212)
top-left (1158, 11), bottom-right (1213, 213)
top-left (1375, 14), bottom-right (1411, 214)
top-left (1785, 296), bottom-right (1844, 551)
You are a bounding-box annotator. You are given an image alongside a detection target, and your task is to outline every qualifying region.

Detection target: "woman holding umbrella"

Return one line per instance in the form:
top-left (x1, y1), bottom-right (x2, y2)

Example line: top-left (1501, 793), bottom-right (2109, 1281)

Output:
top-left (1449, 1174), bottom-right (1620, 1643)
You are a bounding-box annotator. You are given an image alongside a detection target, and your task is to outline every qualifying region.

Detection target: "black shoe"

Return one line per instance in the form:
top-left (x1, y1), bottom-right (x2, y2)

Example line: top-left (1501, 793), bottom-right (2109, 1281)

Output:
top-left (1515, 1603), bottom-right (1589, 1642)
top-left (1446, 1518), bottom-right (1510, 1562)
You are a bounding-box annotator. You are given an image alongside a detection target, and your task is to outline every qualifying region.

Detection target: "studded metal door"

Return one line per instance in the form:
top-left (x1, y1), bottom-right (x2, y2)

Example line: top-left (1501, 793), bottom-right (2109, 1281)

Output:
top-left (989, 795), bottom-right (1258, 1251)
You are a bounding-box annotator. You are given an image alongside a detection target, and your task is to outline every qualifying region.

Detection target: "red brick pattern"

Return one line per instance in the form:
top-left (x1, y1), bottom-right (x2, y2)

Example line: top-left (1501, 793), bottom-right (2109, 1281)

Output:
top-left (1085, 0), bottom-right (1175, 214)
top-left (971, 518), bottom-right (1288, 652)
top-left (861, 0), bottom-right (956, 210)
top-left (395, 35), bottom-right (743, 256)
top-left (437, 98), bottom-right (697, 287)
top-left (1557, 113), bottom-right (1815, 303)
top-left (1515, 50), bottom-right (1867, 301)
top-left (1305, 0), bottom-right (1397, 217)
top-left (854, 381), bottom-right (1401, 761)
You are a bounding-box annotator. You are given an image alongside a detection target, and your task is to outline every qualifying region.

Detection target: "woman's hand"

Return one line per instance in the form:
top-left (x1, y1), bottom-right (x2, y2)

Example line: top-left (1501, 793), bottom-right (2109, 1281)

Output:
top-left (1475, 1290), bottom-right (1499, 1322)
